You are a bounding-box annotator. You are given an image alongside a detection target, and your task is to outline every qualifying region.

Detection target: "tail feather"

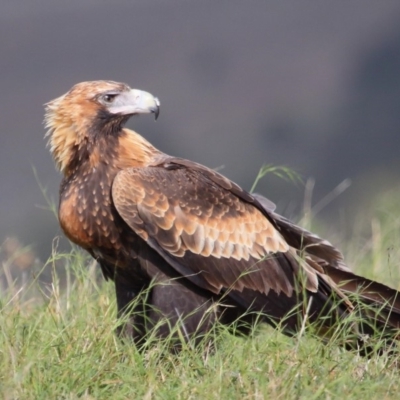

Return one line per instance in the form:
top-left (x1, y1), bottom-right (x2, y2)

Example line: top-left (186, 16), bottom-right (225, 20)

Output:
top-left (325, 266), bottom-right (400, 330)
top-left (225, 265), bottom-right (400, 357)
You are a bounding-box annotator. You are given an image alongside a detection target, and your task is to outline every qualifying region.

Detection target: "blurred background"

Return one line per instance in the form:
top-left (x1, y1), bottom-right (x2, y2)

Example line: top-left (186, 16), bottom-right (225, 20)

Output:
top-left (1, 0), bottom-right (400, 270)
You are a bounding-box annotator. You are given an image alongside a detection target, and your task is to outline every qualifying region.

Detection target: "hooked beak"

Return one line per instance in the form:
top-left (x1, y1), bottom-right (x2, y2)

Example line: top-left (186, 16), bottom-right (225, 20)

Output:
top-left (108, 89), bottom-right (160, 120)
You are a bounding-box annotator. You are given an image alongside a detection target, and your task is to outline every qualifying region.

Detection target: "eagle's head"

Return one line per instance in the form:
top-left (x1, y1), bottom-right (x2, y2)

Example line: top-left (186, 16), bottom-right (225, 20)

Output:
top-left (45, 80), bottom-right (160, 173)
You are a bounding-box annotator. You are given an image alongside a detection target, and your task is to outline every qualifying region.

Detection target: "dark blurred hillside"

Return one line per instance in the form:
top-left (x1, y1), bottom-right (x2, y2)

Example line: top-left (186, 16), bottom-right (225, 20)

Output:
top-left (1, 0), bottom-right (400, 259)
top-left (322, 32), bottom-right (400, 186)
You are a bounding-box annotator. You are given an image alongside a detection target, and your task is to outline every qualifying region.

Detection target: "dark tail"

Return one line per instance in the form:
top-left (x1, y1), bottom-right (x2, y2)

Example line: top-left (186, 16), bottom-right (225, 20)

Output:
top-left (224, 265), bottom-right (400, 356)
top-left (325, 266), bottom-right (400, 333)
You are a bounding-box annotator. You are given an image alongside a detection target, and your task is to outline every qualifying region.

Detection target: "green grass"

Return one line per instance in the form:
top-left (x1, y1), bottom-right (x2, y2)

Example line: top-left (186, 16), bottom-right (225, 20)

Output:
top-left (2, 189), bottom-right (400, 399)
top-left (2, 262), bottom-right (400, 400)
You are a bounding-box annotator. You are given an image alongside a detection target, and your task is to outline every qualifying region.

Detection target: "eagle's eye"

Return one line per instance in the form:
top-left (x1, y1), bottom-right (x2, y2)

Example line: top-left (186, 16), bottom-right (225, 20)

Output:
top-left (102, 93), bottom-right (118, 104)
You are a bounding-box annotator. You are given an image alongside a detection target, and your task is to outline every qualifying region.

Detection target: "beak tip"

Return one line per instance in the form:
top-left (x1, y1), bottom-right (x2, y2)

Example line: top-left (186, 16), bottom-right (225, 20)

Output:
top-left (153, 97), bottom-right (160, 120)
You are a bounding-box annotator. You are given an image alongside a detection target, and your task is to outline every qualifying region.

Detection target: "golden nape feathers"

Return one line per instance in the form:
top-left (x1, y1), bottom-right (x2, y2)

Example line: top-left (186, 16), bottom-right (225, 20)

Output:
top-left (47, 80), bottom-right (400, 355)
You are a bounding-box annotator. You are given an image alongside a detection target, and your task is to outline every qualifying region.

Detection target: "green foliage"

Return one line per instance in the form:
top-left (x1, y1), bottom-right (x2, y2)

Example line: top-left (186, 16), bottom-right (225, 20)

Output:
top-left (344, 189), bottom-right (400, 289)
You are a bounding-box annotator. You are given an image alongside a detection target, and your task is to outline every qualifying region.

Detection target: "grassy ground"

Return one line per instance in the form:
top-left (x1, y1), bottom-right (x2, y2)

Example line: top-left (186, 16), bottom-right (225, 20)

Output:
top-left (1, 190), bottom-right (400, 399)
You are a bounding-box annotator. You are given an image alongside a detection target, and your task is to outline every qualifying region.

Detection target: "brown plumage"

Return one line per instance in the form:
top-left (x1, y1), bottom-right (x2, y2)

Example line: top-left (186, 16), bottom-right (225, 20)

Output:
top-left (46, 80), bottom-right (400, 353)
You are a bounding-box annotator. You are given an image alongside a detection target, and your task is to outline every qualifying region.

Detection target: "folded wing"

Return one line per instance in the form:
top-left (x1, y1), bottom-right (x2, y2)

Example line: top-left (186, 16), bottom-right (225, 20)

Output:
top-left (111, 159), bottom-right (320, 298)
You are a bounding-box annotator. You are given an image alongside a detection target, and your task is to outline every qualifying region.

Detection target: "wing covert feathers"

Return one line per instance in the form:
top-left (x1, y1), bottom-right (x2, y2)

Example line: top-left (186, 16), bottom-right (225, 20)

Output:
top-left (112, 164), bottom-right (320, 297)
